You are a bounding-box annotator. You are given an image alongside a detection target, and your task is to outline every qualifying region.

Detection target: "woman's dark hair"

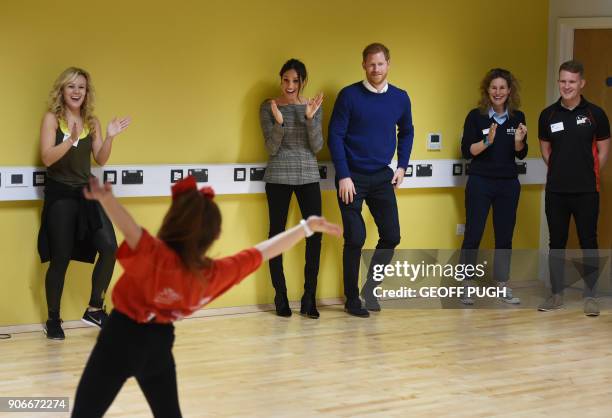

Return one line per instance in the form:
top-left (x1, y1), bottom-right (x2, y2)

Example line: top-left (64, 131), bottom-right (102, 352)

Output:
top-left (157, 190), bottom-right (222, 276)
top-left (279, 58), bottom-right (308, 93)
top-left (478, 68), bottom-right (521, 116)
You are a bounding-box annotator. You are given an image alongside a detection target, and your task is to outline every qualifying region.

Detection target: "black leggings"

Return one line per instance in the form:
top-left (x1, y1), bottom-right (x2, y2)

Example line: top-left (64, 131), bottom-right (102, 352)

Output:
top-left (265, 182), bottom-right (322, 295)
top-left (45, 198), bottom-right (117, 314)
top-left (72, 310), bottom-right (181, 418)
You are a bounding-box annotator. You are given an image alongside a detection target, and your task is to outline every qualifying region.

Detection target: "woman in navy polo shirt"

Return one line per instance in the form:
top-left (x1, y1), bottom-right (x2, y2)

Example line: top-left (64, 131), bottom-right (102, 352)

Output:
top-left (459, 68), bottom-right (528, 304)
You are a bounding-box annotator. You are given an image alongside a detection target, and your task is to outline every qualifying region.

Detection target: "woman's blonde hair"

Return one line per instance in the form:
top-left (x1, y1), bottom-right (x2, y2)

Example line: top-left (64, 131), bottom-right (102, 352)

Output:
top-left (478, 68), bottom-right (521, 116)
top-left (48, 67), bottom-right (96, 133)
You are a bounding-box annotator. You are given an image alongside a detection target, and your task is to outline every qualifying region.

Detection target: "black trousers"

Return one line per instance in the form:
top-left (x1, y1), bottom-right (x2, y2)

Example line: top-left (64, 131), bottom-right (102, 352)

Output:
top-left (461, 175), bottom-right (520, 282)
top-left (72, 310), bottom-right (181, 418)
top-left (336, 168), bottom-right (401, 305)
top-left (265, 182), bottom-right (322, 296)
top-left (545, 191), bottom-right (599, 296)
top-left (45, 198), bottom-right (117, 315)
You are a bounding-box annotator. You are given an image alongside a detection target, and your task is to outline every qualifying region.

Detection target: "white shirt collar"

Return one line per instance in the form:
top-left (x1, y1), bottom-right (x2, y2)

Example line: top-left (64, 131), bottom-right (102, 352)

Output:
top-left (488, 107), bottom-right (508, 124)
top-left (363, 79), bottom-right (388, 93)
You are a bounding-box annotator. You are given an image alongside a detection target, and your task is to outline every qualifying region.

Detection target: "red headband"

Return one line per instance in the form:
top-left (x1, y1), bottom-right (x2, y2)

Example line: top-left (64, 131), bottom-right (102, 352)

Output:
top-left (171, 175), bottom-right (215, 200)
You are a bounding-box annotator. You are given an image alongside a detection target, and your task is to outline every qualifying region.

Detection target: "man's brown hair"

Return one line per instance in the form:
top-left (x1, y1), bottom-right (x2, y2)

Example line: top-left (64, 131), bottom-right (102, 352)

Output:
top-left (559, 60), bottom-right (584, 78)
top-left (362, 43), bottom-right (390, 61)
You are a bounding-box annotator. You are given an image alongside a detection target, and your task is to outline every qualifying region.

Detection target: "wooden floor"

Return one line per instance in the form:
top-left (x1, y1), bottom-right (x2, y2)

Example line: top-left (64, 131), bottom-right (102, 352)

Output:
top-left (1, 300), bottom-right (612, 418)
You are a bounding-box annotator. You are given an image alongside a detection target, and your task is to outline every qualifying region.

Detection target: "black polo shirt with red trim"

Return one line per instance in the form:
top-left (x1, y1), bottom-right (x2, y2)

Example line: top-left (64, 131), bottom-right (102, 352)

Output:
top-left (538, 96), bottom-right (610, 193)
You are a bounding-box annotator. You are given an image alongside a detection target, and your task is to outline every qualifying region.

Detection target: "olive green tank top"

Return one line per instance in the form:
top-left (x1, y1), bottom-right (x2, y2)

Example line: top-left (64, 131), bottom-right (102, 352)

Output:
top-left (46, 119), bottom-right (92, 186)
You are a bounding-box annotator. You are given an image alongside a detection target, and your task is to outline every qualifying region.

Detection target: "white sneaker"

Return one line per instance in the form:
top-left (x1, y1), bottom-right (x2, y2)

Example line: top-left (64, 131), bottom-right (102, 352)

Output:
top-left (460, 281), bottom-right (475, 305)
top-left (498, 284), bottom-right (520, 304)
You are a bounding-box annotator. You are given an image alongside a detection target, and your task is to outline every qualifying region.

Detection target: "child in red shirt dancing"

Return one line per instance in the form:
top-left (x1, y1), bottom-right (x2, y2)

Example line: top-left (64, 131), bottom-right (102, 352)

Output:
top-left (71, 176), bottom-right (341, 418)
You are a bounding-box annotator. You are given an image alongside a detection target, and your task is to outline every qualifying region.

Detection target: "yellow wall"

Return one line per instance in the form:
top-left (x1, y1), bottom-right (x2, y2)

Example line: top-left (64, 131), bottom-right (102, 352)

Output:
top-left (0, 0), bottom-right (548, 326)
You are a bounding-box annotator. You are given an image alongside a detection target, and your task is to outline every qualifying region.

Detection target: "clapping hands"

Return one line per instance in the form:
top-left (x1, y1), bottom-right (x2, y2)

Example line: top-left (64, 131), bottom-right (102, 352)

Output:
top-left (515, 123), bottom-right (527, 142)
top-left (487, 123), bottom-right (497, 145)
top-left (106, 116), bottom-right (132, 139)
top-left (305, 92), bottom-right (323, 120)
top-left (270, 100), bottom-right (283, 125)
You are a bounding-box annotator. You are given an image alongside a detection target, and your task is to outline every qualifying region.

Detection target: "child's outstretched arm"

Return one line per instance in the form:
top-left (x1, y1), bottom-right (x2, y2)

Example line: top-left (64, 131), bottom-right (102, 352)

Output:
top-left (255, 216), bottom-right (341, 261)
top-left (83, 177), bottom-right (142, 249)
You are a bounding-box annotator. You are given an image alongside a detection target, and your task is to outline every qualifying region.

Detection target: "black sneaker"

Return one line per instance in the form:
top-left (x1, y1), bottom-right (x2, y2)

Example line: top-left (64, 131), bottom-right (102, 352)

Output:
top-left (44, 319), bottom-right (65, 340)
top-left (82, 308), bottom-right (108, 328)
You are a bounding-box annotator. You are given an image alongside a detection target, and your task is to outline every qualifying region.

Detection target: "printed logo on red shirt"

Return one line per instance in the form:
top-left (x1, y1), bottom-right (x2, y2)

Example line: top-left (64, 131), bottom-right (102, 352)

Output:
top-left (153, 287), bottom-right (183, 305)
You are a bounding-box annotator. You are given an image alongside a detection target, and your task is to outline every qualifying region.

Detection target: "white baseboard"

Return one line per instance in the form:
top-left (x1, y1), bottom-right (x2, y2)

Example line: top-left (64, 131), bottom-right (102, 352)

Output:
top-left (0, 297), bottom-right (345, 336)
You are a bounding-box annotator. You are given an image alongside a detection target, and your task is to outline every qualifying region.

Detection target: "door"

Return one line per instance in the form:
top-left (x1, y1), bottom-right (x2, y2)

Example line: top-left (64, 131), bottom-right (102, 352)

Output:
top-left (570, 29), bottom-right (612, 249)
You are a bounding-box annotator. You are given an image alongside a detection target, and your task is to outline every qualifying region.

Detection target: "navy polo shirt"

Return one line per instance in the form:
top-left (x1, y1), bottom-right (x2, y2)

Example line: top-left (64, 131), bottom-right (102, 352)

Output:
top-left (538, 96), bottom-right (610, 193)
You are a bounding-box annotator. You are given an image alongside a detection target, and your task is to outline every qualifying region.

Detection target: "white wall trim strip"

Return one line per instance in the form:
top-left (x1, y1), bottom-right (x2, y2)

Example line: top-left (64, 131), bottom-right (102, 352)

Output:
top-left (0, 158), bottom-right (546, 201)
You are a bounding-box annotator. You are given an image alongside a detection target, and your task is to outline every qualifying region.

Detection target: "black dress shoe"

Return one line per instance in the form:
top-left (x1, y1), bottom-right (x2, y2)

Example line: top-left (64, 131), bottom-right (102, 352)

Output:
top-left (274, 294), bottom-right (292, 317)
top-left (300, 294), bottom-right (320, 319)
top-left (364, 298), bottom-right (381, 312)
top-left (361, 286), bottom-right (381, 312)
top-left (344, 304), bottom-right (370, 318)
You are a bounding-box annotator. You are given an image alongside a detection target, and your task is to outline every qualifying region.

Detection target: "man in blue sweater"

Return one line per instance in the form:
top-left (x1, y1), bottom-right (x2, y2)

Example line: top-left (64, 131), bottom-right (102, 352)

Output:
top-left (328, 43), bottom-right (414, 317)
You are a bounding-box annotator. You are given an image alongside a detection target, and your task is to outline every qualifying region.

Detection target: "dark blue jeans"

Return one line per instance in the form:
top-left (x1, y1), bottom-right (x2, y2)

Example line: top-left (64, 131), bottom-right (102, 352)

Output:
top-left (336, 167), bottom-right (401, 305)
top-left (461, 175), bottom-right (520, 282)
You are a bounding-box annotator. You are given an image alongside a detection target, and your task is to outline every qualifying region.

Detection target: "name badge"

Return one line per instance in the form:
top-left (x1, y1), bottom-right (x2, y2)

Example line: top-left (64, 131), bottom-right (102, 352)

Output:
top-left (550, 122), bottom-right (564, 133)
top-left (482, 128), bottom-right (490, 135)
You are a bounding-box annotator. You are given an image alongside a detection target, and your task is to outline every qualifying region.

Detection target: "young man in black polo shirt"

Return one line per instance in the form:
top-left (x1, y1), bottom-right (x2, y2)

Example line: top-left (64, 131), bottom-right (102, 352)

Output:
top-left (538, 60), bottom-right (610, 316)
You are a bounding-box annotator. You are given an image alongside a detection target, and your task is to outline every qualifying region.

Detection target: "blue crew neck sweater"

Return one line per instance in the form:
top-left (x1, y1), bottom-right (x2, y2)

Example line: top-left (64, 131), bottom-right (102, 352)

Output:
top-left (328, 82), bottom-right (414, 179)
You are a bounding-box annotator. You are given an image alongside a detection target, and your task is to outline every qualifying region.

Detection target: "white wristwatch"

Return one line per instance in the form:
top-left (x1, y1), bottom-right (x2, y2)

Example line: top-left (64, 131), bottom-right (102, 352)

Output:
top-left (300, 219), bottom-right (314, 237)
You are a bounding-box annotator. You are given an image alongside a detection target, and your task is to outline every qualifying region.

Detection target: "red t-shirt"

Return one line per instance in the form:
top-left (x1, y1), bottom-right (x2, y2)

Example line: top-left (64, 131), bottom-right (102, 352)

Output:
top-left (112, 229), bottom-right (262, 323)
